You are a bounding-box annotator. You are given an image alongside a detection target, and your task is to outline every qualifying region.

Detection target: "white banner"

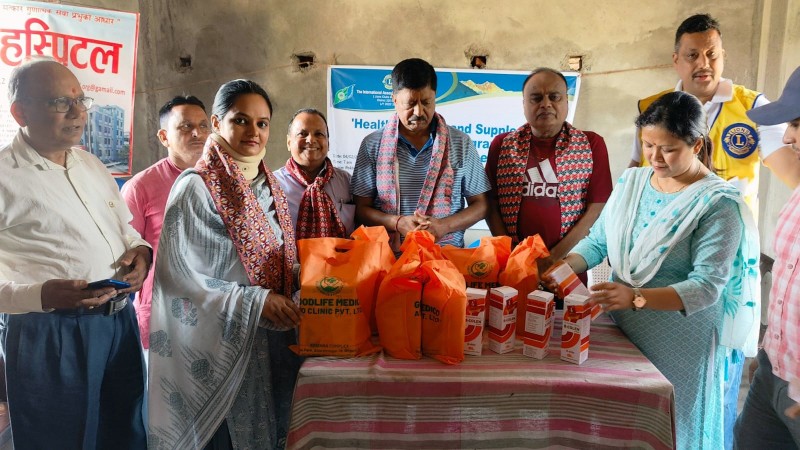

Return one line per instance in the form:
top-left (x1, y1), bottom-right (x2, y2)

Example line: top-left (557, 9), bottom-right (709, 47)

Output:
top-left (327, 65), bottom-right (582, 231)
top-left (0, 0), bottom-right (139, 176)
top-left (326, 65), bottom-right (582, 174)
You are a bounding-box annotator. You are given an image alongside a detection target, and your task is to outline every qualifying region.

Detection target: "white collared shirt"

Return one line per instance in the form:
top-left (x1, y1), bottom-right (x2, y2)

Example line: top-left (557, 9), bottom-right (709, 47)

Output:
top-left (0, 130), bottom-right (149, 313)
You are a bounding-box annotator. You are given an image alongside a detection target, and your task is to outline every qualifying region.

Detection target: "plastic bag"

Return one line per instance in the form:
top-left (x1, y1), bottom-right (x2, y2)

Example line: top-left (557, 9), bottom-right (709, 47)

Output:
top-left (419, 260), bottom-right (467, 364)
top-left (497, 235), bottom-right (550, 336)
top-left (292, 238), bottom-right (383, 357)
top-left (440, 235), bottom-right (511, 289)
top-left (350, 226), bottom-right (396, 333)
top-left (375, 240), bottom-right (426, 359)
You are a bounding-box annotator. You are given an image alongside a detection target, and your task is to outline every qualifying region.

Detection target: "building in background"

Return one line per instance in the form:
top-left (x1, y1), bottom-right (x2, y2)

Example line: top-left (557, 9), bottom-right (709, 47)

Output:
top-left (82, 104), bottom-right (129, 172)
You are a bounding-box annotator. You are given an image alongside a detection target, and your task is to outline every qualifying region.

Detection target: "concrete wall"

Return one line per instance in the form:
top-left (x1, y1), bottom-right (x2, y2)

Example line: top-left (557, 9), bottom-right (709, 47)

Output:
top-left (65, 0), bottom-right (799, 253)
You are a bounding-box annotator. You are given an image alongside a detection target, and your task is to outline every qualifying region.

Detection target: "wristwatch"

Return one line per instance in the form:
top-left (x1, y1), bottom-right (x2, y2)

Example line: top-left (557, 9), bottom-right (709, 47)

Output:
top-left (632, 287), bottom-right (647, 311)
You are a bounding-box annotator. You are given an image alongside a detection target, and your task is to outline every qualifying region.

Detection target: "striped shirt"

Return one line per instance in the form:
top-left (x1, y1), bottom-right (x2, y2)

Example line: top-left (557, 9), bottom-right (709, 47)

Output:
top-left (763, 185), bottom-right (800, 403)
top-left (351, 124), bottom-right (490, 247)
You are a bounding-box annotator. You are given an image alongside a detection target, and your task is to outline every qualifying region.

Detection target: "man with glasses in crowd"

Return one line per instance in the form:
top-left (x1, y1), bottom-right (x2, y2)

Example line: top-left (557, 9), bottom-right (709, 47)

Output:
top-left (0, 58), bottom-right (150, 449)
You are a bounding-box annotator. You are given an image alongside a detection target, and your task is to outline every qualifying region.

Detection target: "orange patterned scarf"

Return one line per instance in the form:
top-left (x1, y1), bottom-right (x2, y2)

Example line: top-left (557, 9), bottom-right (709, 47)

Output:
top-left (195, 134), bottom-right (296, 296)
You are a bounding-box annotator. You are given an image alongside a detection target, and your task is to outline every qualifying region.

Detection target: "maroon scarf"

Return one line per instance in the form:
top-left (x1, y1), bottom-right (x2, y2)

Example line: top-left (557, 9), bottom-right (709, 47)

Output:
top-left (495, 122), bottom-right (593, 243)
top-left (284, 157), bottom-right (347, 239)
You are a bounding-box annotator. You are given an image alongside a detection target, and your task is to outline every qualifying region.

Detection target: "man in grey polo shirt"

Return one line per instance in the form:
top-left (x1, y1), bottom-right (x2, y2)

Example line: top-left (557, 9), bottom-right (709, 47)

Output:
top-left (351, 58), bottom-right (490, 250)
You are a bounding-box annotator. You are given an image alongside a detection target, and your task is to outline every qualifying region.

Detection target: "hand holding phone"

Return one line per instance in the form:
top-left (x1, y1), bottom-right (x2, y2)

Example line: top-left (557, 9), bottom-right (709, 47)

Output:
top-left (86, 279), bottom-right (131, 290)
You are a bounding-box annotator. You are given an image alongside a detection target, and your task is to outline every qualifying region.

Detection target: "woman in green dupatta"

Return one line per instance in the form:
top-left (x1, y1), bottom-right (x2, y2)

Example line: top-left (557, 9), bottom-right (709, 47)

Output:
top-left (551, 91), bottom-right (759, 450)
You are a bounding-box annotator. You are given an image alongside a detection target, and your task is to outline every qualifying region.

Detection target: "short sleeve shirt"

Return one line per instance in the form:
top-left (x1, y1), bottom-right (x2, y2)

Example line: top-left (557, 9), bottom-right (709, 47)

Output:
top-left (351, 124), bottom-right (491, 247)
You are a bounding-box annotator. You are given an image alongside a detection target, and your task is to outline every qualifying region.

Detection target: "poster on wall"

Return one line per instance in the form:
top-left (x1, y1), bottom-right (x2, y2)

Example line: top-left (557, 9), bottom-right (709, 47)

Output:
top-left (326, 65), bottom-right (581, 174)
top-left (0, 0), bottom-right (139, 176)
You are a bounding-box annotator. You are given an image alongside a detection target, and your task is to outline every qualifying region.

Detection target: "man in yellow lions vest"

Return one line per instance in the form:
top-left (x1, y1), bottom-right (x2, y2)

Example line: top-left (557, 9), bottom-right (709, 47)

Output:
top-left (628, 13), bottom-right (800, 450)
top-left (628, 14), bottom-right (800, 208)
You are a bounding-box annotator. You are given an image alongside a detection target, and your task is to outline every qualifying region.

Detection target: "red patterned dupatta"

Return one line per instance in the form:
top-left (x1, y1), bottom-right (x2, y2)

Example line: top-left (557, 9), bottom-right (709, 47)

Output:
top-left (284, 157), bottom-right (347, 239)
top-left (495, 122), bottom-right (593, 243)
top-left (375, 113), bottom-right (454, 218)
top-left (195, 134), bottom-right (296, 296)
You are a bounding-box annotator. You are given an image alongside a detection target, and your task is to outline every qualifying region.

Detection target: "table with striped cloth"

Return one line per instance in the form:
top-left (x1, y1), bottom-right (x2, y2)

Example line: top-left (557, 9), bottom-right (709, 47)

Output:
top-left (286, 314), bottom-right (675, 449)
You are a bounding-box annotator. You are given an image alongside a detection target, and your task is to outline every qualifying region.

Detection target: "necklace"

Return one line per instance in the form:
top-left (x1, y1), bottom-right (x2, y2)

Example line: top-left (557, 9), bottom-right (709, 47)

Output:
top-left (654, 162), bottom-right (702, 194)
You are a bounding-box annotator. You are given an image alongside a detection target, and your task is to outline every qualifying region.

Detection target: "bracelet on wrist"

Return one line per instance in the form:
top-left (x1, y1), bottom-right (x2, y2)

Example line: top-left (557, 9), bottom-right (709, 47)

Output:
top-left (394, 215), bottom-right (402, 232)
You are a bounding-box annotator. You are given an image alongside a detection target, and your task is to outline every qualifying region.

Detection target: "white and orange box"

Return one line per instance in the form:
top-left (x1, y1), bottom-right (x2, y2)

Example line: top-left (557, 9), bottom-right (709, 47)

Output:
top-left (543, 261), bottom-right (601, 320)
top-left (487, 286), bottom-right (518, 354)
top-left (522, 290), bottom-right (555, 359)
top-left (560, 293), bottom-right (592, 364)
top-left (464, 288), bottom-right (487, 356)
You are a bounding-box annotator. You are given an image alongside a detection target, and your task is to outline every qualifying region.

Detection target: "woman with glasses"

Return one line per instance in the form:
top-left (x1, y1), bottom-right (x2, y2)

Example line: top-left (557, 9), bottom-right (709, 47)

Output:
top-left (550, 91), bottom-right (759, 449)
top-left (148, 79), bottom-right (300, 450)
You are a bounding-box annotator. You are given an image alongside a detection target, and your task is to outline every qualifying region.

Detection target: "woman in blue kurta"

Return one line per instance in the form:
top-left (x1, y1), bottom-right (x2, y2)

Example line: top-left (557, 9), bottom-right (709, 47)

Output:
top-left (557, 92), bottom-right (759, 450)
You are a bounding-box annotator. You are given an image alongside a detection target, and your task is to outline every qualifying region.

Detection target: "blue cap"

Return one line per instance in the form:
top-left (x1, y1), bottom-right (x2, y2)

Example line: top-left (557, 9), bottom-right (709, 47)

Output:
top-left (747, 66), bottom-right (800, 125)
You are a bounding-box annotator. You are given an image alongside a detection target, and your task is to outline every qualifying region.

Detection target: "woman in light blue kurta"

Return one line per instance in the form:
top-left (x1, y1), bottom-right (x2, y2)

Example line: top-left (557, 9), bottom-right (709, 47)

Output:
top-left (559, 92), bottom-right (759, 450)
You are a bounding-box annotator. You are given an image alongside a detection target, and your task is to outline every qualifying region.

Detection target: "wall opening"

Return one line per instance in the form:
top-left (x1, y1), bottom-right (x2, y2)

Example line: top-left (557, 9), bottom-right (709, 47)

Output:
top-left (292, 52), bottom-right (316, 72)
top-left (568, 55), bottom-right (583, 71)
top-left (470, 55), bottom-right (487, 69)
top-left (177, 54), bottom-right (192, 73)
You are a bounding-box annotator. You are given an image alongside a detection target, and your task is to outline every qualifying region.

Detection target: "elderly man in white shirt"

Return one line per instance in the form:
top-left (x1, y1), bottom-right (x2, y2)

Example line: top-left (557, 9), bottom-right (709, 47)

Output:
top-left (0, 59), bottom-right (150, 449)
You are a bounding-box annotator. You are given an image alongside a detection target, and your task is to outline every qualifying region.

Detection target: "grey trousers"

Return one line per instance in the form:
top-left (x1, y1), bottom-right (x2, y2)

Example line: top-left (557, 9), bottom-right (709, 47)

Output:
top-left (734, 349), bottom-right (800, 449)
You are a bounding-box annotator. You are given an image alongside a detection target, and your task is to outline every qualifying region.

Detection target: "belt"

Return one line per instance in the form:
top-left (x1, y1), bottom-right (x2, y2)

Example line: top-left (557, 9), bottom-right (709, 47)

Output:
top-left (54, 295), bottom-right (129, 316)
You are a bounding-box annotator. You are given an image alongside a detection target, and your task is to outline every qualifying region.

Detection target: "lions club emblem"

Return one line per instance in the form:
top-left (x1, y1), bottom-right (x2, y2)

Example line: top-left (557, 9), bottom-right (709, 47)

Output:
top-left (721, 123), bottom-right (758, 159)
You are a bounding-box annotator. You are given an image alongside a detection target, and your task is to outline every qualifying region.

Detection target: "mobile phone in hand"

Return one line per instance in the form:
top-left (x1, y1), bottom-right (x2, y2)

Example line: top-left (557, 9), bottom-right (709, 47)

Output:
top-left (86, 279), bottom-right (131, 290)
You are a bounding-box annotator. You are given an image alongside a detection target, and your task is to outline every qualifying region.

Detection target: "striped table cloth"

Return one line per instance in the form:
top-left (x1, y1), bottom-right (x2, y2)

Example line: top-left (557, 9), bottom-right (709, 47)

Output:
top-left (286, 314), bottom-right (675, 449)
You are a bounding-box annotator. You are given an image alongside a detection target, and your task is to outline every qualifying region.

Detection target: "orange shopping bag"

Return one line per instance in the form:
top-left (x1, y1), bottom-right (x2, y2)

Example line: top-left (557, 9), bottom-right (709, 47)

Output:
top-left (440, 235), bottom-right (511, 289)
top-left (376, 239), bottom-right (426, 359)
top-left (485, 235), bottom-right (512, 273)
top-left (400, 230), bottom-right (443, 261)
top-left (497, 235), bottom-right (550, 337)
top-left (419, 260), bottom-right (467, 364)
top-left (350, 226), bottom-right (396, 333)
top-left (292, 238), bottom-right (383, 357)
